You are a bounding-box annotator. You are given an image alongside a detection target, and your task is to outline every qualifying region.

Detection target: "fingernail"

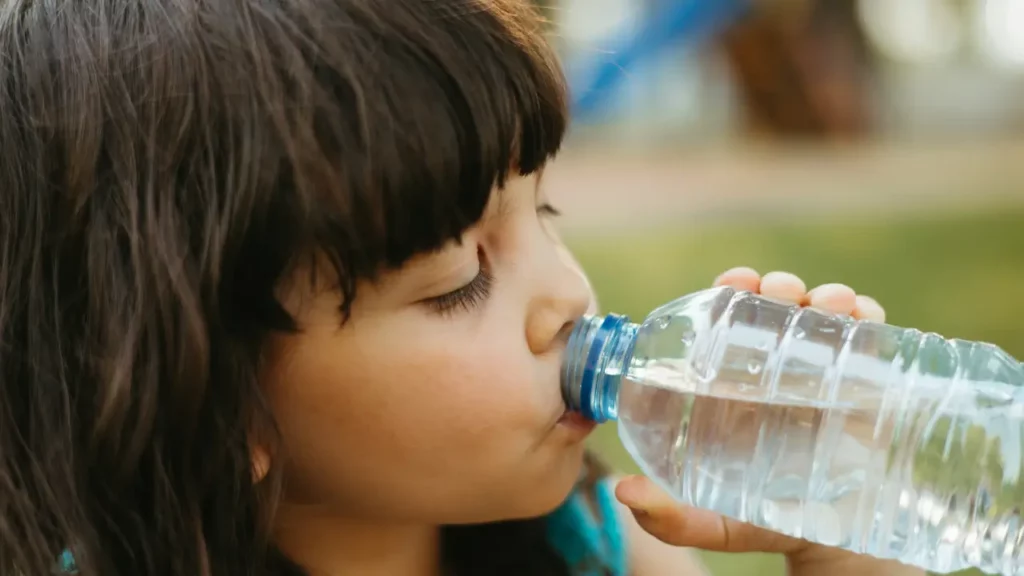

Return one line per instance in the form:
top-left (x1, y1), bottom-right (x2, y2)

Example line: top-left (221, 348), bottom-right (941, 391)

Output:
top-left (808, 283), bottom-right (857, 309)
top-left (713, 267), bottom-right (758, 286)
top-left (856, 295), bottom-right (886, 322)
top-left (761, 271), bottom-right (807, 302)
top-left (809, 283), bottom-right (843, 299)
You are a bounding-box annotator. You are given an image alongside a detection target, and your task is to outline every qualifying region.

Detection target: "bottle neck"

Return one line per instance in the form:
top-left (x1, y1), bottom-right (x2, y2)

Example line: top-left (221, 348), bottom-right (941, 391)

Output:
top-left (560, 313), bottom-right (639, 423)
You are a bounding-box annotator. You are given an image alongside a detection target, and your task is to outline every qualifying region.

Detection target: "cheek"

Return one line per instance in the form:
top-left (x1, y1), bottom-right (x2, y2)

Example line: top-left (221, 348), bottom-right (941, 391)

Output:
top-left (262, 316), bottom-right (559, 514)
top-left (267, 314), bottom-right (546, 433)
top-left (371, 327), bottom-right (551, 443)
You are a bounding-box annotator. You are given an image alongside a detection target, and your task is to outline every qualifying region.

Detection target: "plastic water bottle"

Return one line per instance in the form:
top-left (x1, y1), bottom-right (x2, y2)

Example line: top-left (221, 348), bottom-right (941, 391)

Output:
top-left (561, 286), bottom-right (1024, 575)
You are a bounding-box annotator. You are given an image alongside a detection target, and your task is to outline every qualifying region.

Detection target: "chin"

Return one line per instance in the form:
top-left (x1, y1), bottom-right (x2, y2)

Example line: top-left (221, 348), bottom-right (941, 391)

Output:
top-left (512, 445), bottom-right (589, 519)
top-left (443, 449), bottom-right (589, 525)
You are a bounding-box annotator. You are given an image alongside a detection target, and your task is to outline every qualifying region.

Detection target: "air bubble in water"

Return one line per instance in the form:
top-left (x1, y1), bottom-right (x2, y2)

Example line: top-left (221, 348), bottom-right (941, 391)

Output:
top-left (655, 315), bottom-right (671, 330)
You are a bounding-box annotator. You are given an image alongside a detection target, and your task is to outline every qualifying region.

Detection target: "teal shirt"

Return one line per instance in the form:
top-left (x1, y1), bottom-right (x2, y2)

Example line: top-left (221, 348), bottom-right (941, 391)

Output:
top-left (60, 482), bottom-right (629, 576)
top-left (546, 480), bottom-right (629, 576)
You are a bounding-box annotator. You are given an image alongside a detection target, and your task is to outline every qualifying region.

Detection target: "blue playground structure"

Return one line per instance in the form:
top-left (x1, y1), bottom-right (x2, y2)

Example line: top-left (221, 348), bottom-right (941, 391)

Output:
top-left (568, 0), bottom-right (750, 121)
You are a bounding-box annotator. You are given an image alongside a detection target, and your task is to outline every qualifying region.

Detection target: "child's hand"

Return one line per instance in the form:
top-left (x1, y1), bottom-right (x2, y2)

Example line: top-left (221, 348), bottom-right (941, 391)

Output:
top-left (616, 473), bottom-right (923, 575)
top-left (616, 268), bottom-right (923, 575)
top-left (711, 267), bottom-right (885, 322)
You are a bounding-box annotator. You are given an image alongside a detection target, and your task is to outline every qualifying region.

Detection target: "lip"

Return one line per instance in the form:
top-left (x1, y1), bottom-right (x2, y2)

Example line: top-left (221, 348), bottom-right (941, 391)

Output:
top-left (556, 410), bottom-right (599, 437)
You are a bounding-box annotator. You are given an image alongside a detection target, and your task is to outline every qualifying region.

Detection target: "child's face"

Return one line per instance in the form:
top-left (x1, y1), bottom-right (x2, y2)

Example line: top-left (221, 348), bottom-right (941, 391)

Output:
top-left (261, 173), bottom-right (596, 525)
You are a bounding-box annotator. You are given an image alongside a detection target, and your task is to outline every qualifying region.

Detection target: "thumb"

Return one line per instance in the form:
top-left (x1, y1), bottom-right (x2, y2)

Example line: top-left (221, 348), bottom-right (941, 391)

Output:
top-left (615, 475), bottom-right (808, 555)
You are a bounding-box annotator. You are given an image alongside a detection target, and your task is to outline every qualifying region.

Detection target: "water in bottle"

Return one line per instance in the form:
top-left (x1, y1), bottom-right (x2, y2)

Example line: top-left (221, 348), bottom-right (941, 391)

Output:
top-left (561, 286), bottom-right (1024, 575)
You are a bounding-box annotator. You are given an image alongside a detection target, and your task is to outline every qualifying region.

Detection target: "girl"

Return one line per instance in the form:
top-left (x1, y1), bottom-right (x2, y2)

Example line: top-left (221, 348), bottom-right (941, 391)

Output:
top-left (0, 1), bottom-right (922, 575)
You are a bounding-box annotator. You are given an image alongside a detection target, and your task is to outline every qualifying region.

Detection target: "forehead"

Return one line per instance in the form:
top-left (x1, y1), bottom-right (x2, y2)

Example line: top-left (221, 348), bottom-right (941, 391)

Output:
top-left (491, 172), bottom-right (542, 219)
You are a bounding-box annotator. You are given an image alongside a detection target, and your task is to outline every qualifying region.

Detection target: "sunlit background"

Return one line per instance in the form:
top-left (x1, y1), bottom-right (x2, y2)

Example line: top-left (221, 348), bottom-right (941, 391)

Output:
top-left (538, 1), bottom-right (1024, 574)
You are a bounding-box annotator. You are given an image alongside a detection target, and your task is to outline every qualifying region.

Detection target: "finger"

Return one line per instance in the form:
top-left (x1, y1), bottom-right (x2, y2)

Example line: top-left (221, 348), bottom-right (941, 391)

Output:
top-left (759, 271), bottom-right (808, 304)
top-left (615, 476), bottom-right (806, 554)
top-left (802, 283), bottom-right (857, 316)
top-left (790, 546), bottom-right (926, 576)
top-left (615, 476), bottom-right (690, 546)
top-left (713, 267), bottom-right (761, 293)
top-left (852, 295), bottom-right (886, 323)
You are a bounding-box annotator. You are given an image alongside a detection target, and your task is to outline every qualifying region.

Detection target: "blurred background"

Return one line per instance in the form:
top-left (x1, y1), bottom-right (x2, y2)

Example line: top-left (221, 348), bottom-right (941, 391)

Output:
top-left (537, 0), bottom-right (1024, 574)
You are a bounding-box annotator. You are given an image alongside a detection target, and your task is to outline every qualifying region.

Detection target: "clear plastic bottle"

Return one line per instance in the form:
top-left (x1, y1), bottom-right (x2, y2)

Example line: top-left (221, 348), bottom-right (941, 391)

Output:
top-left (561, 286), bottom-right (1024, 575)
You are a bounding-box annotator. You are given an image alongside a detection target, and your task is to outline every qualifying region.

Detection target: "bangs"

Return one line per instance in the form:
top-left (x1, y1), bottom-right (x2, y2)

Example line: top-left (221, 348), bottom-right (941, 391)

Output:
top-left (256, 0), bottom-right (568, 314)
top-left (3, 0), bottom-right (569, 331)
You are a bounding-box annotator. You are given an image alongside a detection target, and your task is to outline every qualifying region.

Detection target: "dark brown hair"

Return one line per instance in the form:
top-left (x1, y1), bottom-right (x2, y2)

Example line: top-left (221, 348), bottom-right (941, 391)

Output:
top-left (0, 1), bottom-right (599, 574)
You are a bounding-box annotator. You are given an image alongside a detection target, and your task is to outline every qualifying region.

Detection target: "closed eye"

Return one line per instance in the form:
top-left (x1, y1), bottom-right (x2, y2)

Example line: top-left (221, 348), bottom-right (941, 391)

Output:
top-left (537, 202), bottom-right (561, 217)
top-left (422, 268), bottom-right (494, 316)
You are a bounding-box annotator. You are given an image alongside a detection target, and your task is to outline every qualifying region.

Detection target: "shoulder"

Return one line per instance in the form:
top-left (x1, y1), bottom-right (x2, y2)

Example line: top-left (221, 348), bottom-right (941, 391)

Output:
top-left (548, 476), bottom-right (708, 576)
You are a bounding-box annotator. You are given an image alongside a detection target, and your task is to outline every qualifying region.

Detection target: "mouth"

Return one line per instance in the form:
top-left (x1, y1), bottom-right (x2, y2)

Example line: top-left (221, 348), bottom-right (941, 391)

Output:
top-left (556, 409), bottom-right (598, 435)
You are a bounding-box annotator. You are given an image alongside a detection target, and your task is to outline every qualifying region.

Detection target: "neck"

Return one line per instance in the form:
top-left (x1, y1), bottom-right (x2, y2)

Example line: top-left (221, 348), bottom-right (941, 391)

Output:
top-left (273, 504), bottom-right (442, 576)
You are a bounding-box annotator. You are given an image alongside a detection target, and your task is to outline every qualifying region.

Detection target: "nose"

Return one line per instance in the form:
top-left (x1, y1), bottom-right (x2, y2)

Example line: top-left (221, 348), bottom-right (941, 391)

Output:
top-left (525, 242), bottom-right (595, 356)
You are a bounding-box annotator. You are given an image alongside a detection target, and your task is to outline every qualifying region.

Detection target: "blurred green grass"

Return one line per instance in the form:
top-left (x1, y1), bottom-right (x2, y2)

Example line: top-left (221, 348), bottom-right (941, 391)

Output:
top-left (566, 207), bottom-right (1024, 576)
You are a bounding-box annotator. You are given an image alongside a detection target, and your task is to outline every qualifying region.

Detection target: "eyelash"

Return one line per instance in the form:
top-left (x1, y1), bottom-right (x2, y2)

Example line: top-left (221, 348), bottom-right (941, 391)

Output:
top-left (538, 202), bottom-right (561, 217)
top-left (425, 268), bottom-right (494, 316)
top-left (424, 204), bottom-right (560, 316)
